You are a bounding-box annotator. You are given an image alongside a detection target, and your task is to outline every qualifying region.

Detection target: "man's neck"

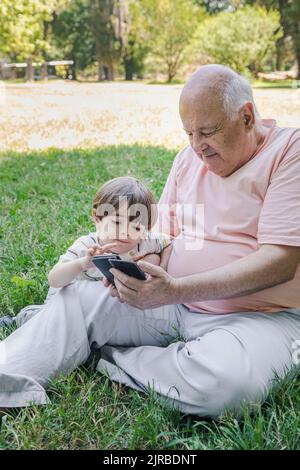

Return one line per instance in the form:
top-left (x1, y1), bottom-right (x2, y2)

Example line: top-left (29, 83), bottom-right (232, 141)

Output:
top-left (247, 120), bottom-right (270, 162)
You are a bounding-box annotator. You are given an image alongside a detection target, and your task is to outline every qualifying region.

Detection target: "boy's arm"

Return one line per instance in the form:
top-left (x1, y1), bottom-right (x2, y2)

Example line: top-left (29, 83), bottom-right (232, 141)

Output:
top-left (48, 242), bottom-right (117, 288)
top-left (48, 257), bottom-right (89, 288)
top-left (140, 253), bottom-right (160, 265)
top-left (133, 244), bottom-right (173, 269)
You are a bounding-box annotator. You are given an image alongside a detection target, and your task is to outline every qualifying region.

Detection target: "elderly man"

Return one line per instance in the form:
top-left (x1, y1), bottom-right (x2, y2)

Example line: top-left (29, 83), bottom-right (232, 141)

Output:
top-left (1, 64), bottom-right (300, 417)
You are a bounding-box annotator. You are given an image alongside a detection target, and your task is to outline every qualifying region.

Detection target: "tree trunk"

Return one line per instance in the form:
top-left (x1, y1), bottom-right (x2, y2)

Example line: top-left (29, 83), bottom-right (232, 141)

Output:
top-left (103, 64), bottom-right (114, 80)
top-left (97, 62), bottom-right (102, 81)
top-left (124, 57), bottom-right (133, 80)
top-left (11, 67), bottom-right (17, 80)
top-left (166, 66), bottom-right (176, 83)
top-left (26, 58), bottom-right (34, 82)
top-left (295, 45), bottom-right (300, 79)
top-left (71, 60), bottom-right (77, 81)
top-left (107, 64), bottom-right (114, 80)
top-left (41, 62), bottom-right (48, 81)
top-left (103, 65), bottom-right (109, 80)
top-left (276, 37), bottom-right (285, 70)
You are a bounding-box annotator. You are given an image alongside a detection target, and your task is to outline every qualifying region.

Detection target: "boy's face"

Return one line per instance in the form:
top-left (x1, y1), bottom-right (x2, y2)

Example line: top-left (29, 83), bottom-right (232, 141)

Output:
top-left (93, 205), bottom-right (147, 254)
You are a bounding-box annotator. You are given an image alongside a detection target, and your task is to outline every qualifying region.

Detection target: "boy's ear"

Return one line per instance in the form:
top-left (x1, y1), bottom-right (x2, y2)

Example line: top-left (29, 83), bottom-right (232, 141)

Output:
top-left (92, 208), bottom-right (98, 222)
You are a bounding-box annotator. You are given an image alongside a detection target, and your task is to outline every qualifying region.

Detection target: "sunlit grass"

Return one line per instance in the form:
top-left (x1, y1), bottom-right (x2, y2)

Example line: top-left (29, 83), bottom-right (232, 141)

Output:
top-left (0, 82), bottom-right (299, 155)
top-left (251, 79), bottom-right (298, 88)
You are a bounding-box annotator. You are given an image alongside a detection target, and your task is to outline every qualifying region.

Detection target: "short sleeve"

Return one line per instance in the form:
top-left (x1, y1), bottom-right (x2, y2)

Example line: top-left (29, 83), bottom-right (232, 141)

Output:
top-left (59, 235), bottom-right (93, 263)
top-left (258, 136), bottom-right (300, 246)
top-left (156, 148), bottom-right (186, 235)
top-left (57, 233), bottom-right (102, 282)
top-left (138, 233), bottom-right (172, 255)
top-left (158, 155), bottom-right (178, 207)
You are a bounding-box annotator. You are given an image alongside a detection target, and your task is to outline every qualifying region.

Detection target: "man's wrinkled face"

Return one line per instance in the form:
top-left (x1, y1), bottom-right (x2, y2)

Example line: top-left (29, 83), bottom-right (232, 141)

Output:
top-left (179, 94), bottom-right (249, 177)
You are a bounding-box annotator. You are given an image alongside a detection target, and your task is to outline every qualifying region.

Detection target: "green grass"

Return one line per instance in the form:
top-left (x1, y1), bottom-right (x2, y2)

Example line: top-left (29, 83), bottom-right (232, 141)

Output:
top-left (251, 79), bottom-right (298, 89)
top-left (1, 146), bottom-right (300, 450)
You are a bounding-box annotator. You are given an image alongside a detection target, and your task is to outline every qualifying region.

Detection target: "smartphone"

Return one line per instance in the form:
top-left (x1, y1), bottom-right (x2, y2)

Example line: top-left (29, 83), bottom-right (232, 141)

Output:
top-left (108, 259), bottom-right (147, 281)
top-left (92, 254), bottom-right (121, 285)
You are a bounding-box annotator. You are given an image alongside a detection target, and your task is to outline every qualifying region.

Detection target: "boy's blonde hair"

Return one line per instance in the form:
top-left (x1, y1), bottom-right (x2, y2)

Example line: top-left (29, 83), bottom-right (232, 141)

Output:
top-left (93, 176), bottom-right (157, 229)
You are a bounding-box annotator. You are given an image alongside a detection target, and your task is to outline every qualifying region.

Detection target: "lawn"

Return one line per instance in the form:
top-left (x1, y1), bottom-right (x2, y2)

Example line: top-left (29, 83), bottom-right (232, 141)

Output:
top-left (0, 82), bottom-right (300, 450)
top-left (0, 81), bottom-right (299, 152)
top-left (1, 146), bottom-right (300, 450)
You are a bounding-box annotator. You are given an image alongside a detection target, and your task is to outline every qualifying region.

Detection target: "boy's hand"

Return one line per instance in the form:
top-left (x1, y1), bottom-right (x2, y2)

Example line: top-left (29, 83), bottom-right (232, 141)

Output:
top-left (81, 242), bottom-right (118, 270)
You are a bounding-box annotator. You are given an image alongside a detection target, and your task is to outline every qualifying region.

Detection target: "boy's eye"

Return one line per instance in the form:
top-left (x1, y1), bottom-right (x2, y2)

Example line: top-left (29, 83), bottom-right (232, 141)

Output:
top-left (135, 227), bottom-right (141, 232)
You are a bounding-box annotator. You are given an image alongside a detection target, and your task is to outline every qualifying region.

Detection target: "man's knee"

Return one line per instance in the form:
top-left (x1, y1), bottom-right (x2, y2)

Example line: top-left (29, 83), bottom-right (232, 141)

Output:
top-left (175, 362), bottom-right (262, 418)
top-left (176, 334), bottom-right (263, 417)
top-left (201, 365), bottom-right (261, 417)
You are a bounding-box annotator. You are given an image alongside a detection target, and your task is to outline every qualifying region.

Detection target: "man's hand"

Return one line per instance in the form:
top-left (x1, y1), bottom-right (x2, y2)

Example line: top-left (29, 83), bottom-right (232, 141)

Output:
top-left (108, 261), bottom-right (179, 309)
top-left (102, 275), bottom-right (122, 300)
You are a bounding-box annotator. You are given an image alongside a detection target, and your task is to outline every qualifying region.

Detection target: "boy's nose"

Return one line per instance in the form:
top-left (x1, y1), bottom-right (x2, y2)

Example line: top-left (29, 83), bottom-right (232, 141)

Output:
top-left (119, 227), bottom-right (128, 237)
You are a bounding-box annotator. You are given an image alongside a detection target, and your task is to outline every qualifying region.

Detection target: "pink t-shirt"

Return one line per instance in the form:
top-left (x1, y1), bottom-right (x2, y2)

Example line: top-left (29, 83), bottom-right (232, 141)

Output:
top-left (159, 119), bottom-right (300, 314)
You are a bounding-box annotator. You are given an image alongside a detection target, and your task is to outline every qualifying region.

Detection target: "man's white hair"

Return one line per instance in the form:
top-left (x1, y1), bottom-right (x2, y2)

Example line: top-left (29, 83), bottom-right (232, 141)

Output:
top-left (182, 65), bottom-right (260, 121)
top-left (221, 73), bottom-right (260, 120)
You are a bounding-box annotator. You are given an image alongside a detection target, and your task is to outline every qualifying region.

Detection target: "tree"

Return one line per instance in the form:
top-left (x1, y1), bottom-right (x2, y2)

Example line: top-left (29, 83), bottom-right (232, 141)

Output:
top-left (195, 5), bottom-right (282, 74)
top-left (281, 0), bottom-right (300, 78)
top-left (0, 0), bottom-right (62, 81)
top-left (140, 0), bottom-right (206, 83)
top-left (122, 0), bottom-right (149, 80)
top-left (52, 0), bottom-right (95, 80)
top-left (244, 1), bottom-right (300, 77)
top-left (193, 0), bottom-right (234, 14)
top-left (89, 0), bottom-right (129, 80)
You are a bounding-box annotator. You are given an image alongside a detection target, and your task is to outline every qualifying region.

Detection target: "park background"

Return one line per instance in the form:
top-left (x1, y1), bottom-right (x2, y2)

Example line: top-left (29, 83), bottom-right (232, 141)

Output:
top-left (0, 0), bottom-right (300, 450)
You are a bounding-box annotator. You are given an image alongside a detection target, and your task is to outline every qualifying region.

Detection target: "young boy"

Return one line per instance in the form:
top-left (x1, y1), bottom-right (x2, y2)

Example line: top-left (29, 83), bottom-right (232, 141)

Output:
top-left (1, 176), bottom-right (172, 327)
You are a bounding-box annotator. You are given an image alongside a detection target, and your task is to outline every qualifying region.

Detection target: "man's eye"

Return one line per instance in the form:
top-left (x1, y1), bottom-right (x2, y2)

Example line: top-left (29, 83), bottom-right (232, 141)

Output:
top-left (135, 227), bottom-right (141, 232)
top-left (186, 131), bottom-right (214, 138)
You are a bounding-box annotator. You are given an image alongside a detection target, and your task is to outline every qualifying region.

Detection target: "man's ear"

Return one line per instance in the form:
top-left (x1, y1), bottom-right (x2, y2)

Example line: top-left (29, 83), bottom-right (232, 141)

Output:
top-left (244, 115), bottom-right (251, 126)
top-left (240, 102), bottom-right (255, 130)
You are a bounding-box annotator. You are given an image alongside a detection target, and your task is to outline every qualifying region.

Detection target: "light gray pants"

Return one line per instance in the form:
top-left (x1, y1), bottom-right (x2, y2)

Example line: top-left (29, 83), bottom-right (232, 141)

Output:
top-left (1, 280), bottom-right (300, 417)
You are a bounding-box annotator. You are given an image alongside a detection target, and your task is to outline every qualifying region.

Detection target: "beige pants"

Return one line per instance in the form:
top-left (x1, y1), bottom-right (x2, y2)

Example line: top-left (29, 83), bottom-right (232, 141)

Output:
top-left (1, 280), bottom-right (300, 417)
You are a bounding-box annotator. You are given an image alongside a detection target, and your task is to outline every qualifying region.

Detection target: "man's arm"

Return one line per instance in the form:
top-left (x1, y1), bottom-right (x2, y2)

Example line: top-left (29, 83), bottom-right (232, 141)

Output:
top-left (109, 244), bottom-right (300, 309)
top-left (174, 244), bottom-right (300, 303)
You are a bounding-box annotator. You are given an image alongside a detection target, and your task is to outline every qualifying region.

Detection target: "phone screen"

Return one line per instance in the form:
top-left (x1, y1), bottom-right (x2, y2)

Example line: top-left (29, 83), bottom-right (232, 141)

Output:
top-left (108, 259), bottom-right (147, 281)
